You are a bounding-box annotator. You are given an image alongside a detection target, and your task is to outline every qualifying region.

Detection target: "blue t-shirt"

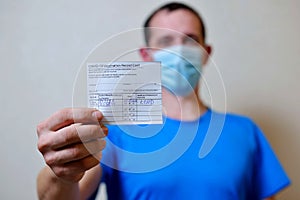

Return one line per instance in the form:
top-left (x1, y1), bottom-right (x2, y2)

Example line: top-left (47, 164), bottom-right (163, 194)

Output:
top-left (94, 109), bottom-right (290, 200)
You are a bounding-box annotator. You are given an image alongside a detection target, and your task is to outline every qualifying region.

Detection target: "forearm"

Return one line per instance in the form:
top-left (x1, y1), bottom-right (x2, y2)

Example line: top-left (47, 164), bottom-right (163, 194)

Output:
top-left (37, 166), bottom-right (80, 200)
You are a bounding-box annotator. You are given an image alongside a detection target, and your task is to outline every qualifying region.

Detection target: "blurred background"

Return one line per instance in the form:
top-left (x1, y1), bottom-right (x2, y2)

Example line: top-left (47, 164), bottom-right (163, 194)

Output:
top-left (0, 0), bottom-right (299, 199)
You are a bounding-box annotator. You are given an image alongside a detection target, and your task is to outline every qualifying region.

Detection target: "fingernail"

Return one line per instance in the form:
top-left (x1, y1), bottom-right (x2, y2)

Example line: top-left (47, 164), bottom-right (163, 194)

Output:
top-left (92, 110), bottom-right (102, 119)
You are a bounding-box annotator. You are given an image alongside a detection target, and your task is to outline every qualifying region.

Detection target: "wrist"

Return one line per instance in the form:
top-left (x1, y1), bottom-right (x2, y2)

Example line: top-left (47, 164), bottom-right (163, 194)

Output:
top-left (37, 166), bottom-right (80, 200)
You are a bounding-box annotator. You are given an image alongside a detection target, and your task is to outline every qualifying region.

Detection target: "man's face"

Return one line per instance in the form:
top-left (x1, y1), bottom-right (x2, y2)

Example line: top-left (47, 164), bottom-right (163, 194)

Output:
top-left (147, 9), bottom-right (205, 50)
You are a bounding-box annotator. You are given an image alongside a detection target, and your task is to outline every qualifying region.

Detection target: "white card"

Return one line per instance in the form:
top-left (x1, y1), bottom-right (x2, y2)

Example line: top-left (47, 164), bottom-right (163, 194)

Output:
top-left (87, 62), bottom-right (162, 125)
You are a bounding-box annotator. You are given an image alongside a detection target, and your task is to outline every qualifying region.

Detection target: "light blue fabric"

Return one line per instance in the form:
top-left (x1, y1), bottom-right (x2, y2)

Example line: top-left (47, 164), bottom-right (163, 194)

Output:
top-left (97, 109), bottom-right (290, 200)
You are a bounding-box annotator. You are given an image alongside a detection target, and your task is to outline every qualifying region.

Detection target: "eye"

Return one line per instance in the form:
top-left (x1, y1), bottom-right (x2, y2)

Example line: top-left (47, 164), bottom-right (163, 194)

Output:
top-left (157, 36), bottom-right (174, 48)
top-left (184, 35), bottom-right (200, 45)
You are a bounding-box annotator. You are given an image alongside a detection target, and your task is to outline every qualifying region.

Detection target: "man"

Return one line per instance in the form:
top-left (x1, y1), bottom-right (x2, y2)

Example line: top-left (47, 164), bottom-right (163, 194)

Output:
top-left (37, 2), bottom-right (290, 200)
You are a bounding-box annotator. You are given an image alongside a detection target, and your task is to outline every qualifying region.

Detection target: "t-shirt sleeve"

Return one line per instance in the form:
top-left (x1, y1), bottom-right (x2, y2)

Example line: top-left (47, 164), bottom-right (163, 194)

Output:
top-left (252, 123), bottom-right (290, 198)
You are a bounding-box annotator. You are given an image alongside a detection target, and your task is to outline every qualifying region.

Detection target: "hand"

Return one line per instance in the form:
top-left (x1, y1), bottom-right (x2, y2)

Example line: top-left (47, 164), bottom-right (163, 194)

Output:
top-left (37, 108), bottom-right (108, 183)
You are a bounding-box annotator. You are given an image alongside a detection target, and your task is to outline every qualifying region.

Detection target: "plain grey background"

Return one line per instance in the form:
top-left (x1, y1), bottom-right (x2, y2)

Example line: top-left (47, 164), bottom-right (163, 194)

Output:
top-left (1, 0), bottom-right (299, 199)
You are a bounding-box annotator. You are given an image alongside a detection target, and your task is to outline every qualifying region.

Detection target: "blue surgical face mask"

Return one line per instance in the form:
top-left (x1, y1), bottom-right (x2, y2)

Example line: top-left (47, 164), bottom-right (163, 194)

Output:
top-left (153, 45), bottom-right (203, 96)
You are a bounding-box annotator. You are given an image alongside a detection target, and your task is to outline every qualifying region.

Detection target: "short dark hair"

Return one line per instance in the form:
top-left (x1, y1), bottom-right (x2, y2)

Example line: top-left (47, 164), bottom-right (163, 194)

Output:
top-left (143, 2), bottom-right (206, 45)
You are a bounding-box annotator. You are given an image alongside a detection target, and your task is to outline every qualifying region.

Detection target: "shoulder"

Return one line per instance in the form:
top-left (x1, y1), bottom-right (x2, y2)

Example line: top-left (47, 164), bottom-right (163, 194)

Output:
top-left (210, 109), bottom-right (258, 130)
top-left (225, 111), bottom-right (255, 125)
top-left (209, 110), bottom-right (264, 146)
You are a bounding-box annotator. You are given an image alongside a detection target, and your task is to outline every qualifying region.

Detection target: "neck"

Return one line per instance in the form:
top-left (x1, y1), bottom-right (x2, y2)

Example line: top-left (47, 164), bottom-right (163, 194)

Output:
top-left (162, 88), bottom-right (207, 121)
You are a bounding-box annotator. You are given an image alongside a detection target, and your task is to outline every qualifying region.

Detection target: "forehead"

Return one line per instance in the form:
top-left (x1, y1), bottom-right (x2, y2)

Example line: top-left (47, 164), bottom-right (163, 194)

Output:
top-left (148, 9), bottom-right (202, 38)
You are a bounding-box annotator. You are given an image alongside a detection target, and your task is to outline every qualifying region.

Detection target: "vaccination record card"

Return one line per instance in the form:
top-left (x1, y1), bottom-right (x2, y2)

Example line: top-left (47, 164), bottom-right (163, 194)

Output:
top-left (87, 62), bottom-right (162, 125)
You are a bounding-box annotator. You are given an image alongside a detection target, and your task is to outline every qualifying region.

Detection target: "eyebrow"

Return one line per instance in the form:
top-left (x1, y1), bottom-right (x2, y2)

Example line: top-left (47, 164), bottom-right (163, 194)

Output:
top-left (185, 33), bottom-right (201, 43)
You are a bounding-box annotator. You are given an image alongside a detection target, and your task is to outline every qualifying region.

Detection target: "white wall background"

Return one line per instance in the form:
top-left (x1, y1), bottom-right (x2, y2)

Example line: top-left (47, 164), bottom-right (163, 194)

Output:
top-left (0, 0), bottom-right (299, 199)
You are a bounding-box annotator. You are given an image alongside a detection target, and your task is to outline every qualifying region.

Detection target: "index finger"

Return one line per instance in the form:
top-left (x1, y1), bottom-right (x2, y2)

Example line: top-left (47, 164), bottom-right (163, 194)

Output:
top-left (43, 108), bottom-right (103, 131)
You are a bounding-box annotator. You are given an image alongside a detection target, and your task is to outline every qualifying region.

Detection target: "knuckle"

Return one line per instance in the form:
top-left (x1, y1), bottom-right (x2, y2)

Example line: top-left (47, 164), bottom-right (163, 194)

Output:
top-left (64, 125), bottom-right (79, 143)
top-left (53, 166), bottom-right (67, 178)
top-left (56, 108), bottom-right (73, 124)
top-left (70, 145), bottom-right (82, 158)
top-left (36, 122), bottom-right (47, 136)
top-left (60, 108), bottom-right (72, 117)
top-left (37, 136), bottom-right (50, 153)
top-left (44, 154), bottom-right (56, 166)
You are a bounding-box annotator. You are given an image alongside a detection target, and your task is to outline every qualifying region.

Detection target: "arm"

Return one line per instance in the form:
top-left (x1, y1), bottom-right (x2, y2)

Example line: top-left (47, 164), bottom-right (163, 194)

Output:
top-left (37, 165), bottom-right (102, 200)
top-left (37, 165), bottom-right (80, 200)
top-left (36, 108), bottom-right (107, 200)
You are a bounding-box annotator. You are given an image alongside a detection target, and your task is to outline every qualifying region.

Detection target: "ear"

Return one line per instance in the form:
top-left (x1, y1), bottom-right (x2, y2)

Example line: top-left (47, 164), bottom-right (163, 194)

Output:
top-left (139, 47), bottom-right (153, 61)
top-left (202, 45), bottom-right (212, 66)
